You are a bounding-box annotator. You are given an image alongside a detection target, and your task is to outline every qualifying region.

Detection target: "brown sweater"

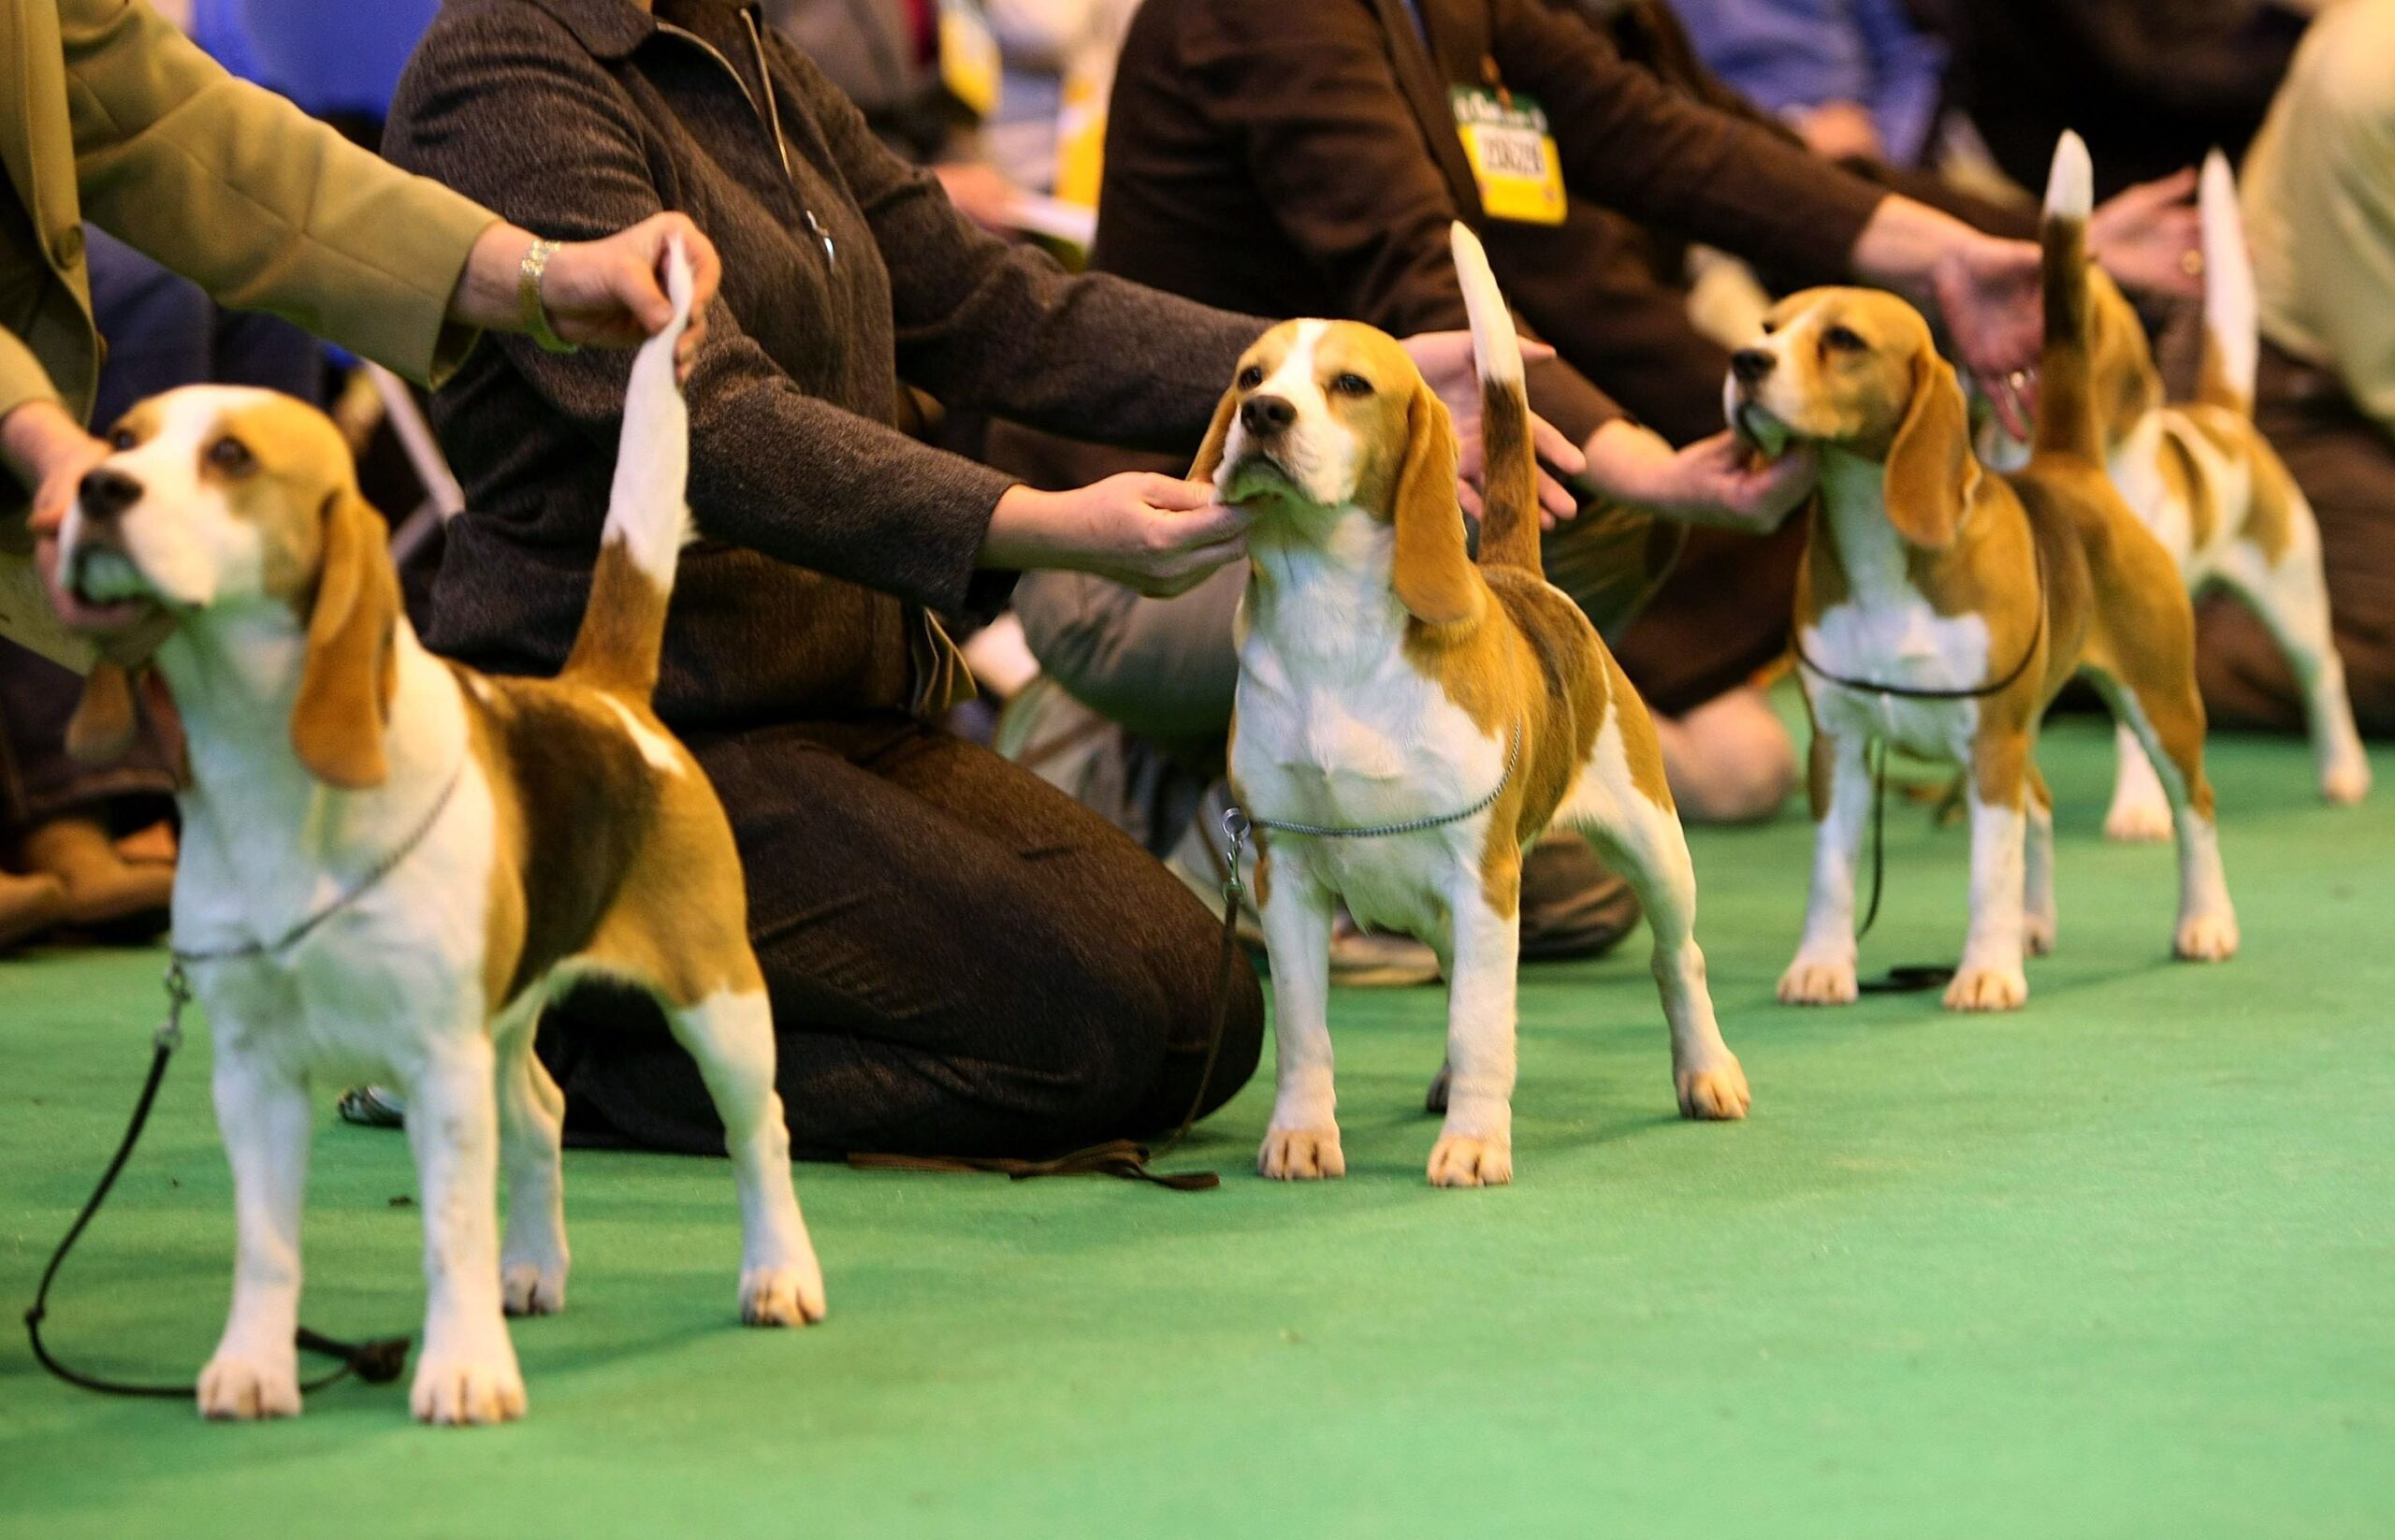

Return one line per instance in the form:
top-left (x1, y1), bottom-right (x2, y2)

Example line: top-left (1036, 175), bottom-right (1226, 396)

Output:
top-left (387, 0), bottom-right (1262, 729)
top-left (1091, 0), bottom-right (1889, 450)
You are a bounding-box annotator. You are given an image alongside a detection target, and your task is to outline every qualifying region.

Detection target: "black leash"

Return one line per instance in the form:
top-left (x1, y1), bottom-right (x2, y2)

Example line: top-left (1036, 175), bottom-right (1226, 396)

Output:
top-left (24, 770), bottom-right (464, 1401)
top-left (1793, 556), bottom-right (2049, 995)
top-left (24, 965), bottom-right (411, 1399)
top-left (849, 808), bottom-right (1257, 1193)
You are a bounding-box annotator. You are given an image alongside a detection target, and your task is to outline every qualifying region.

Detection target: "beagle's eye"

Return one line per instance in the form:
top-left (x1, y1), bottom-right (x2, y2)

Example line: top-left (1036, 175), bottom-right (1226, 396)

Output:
top-left (1822, 326), bottom-right (1867, 353)
top-left (1237, 365), bottom-right (1266, 391)
top-left (1328, 372), bottom-right (1374, 398)
top-left (108, 425), bottom-right (139, 451)
top-left (206, 436), bottom-right (254, 474)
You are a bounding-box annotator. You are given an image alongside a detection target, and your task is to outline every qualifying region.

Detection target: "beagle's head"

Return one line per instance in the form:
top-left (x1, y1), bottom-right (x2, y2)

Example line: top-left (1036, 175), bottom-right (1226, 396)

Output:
top-left (1725, 287), bottom-right (1977, 548)
top-left (1192, 319), bottom-right (1478, 625)
top-left (55, 385), bottom-right (403, 788)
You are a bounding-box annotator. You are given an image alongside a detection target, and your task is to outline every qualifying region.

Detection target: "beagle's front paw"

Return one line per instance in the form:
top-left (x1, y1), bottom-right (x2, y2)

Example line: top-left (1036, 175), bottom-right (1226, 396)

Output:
top-left (410, 1351), bottom-right (527, 1426)
top-left (1427, 1133), bottom-right (1511, 1188)
top-left (198, 1351), bottom-right (300, 1420)
top-left (1675, 1054), bottom-right (1750, 1121)
top-left (1943, 962), bottom-right (2027, 1012)
top-left (1778, 953), bottom-right (1858, 1006)
top-left (740, 1254), bottom-right (827, 1328)
top-left (1257, 1125), bottom-right (1345, 1181)
top-left (2173, 910), bottom-right (2240, 962)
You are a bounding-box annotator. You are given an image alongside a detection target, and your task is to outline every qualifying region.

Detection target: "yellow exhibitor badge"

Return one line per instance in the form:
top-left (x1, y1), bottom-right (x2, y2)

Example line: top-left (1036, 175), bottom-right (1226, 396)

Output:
top-left (938, 0), bottom-right (1001, 121)
top-left (1449, 86), bottom-right (1564, 225)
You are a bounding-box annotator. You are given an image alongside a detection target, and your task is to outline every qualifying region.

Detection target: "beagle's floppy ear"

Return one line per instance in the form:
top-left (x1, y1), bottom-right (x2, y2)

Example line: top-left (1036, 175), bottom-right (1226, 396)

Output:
top-left (1882, 349), bottom-right (1978, 550)
top-left (65, 661), bottom-right (140, 766)
top-left (290, 487), bottom-right (400, 790)
top-left (1389, 382), bottom-right (1483, 628)
top-left (1188, 385), bottom-right (1239, 486)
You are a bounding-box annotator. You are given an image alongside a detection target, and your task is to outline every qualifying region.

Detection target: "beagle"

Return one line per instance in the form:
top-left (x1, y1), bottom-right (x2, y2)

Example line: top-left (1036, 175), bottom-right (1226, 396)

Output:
top-left (1986, 149), bottom-right (2368, 838)
top-left (1730, 133), bottom-right (2239, 1013)
top-left (51, 245), bottom-right (823, 1426)
top-left (1201, 224), bottom-right (1749, 1189)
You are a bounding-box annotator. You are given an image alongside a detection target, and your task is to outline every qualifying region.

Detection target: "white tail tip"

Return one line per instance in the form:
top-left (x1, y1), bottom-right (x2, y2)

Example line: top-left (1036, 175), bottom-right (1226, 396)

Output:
top-left (2044, 131), bottom-right (2094, 222)
top-left (2198, 148), bottom-right (2258, 406)
top-left (1448, 221), bottom-right (1522, 385)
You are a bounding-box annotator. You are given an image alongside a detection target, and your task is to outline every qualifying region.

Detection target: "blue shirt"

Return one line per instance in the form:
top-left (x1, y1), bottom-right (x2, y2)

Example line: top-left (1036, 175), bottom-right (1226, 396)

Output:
top-left (1668, 0), bottom-right (1946, 167)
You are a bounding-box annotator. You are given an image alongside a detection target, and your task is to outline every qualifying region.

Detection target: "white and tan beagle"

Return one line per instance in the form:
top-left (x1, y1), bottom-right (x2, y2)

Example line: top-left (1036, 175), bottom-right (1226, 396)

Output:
top-left (51, 246), bottom-right (821, 1426)
top-left (1202, 224), bottom-right (1749, 1189)
top-left (1986, 149), bottom-right (2368, 838)
top-left (1729, 133), bottom-right (2238, 1013)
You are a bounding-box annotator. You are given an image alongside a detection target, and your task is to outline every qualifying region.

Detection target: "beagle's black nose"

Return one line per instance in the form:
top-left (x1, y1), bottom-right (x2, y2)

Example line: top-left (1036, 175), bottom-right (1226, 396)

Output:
top-left (1730, 348), bottom-right (1776, 386)
top-left (78, 467), bottom-right (143, 520)
top-left (1239, 394), bottom-right (1297, 436)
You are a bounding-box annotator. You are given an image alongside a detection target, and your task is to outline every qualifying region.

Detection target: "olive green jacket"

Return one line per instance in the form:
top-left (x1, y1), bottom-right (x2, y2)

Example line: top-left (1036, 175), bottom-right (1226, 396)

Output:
top-left (1, 0), bottom-right (497, 661)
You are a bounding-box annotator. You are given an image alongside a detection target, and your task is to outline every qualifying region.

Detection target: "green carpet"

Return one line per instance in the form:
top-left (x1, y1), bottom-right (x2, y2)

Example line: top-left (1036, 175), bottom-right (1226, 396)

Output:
top-left (4, 714), bottom-right (2389, 1539)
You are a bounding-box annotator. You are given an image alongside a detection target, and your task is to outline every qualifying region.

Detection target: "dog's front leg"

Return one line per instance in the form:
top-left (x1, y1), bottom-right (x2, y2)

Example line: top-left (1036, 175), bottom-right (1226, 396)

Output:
top-left (1427, 879), bottom-right (1517, 1188)
top-left (198, 1038), bottom-right (312, 1420)
top-left (1256, 854), bottom-right (1343, 1180)
top-left (1779, 728), bottom-right (1871, 1005)
top-left (1948, 740), bottom-right (2030, 1011)
top-left (405, 1036), bottom-right (525, 1425)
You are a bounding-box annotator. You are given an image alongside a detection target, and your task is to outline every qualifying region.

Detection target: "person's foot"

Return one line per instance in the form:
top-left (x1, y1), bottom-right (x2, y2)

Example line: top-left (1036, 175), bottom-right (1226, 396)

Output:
top-left (1655, 685), bottom-right (1799, 823)
top-left (18, 816), bottom-right (173, 936)
top-left (1517, 834), bottom-right (1641, 960)
top-left (0, 869), bottom-right (69, 950)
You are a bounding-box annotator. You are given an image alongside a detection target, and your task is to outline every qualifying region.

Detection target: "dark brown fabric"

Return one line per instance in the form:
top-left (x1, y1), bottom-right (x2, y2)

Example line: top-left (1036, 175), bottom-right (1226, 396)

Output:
top-left (1928, 0), bottom-right (2305, 200)
top-left (539, 716), bottom-right (1266, 1159)
top-left (2195, 341), bottom-right (2395, 738)
top-left (1091, 0), bottom-right (1888, 451)
top-left (385, 0), bottom-right (1264, 733)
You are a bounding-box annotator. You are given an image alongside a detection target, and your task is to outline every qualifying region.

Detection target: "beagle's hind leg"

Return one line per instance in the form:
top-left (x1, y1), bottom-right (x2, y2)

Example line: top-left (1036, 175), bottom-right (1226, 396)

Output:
top-left (496, 991), bottom-right (570, 1318)
top-left (2082, 650), bottom-right (2240, 964)
top-left (2025, 762), bottom-right (2057, 957)
top-left (2210, 516), bottom-right (2370, 806)
top-left (660, 976), bottom-right (825, 1327)
top-left (2104, 722), bottom-right (2176, 843)
top-left (1560, 705), bottom-right (1749, 1121)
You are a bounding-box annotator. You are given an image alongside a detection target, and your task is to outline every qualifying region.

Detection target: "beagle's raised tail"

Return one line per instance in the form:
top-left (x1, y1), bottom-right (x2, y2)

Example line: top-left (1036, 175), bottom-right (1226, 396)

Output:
top-left (2035, 130), bottom-right (2100, 464)
top-left (1449, 222), bottom-right (1540, 575)
top-left (562, 236), bottom-right (697, 698)
top-left (2197, 148), bottom-right (2258, 413)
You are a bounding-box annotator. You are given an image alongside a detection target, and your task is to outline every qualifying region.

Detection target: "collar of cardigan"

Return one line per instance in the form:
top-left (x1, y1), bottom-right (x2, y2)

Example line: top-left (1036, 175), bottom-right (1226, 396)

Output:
top-left (523, 0), bottom-right (763, 62)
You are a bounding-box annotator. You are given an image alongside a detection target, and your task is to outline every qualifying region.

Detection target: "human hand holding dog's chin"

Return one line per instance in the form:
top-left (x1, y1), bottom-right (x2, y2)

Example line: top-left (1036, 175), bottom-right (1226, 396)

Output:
top-left (1583, 421), bottom-right (1817, 533)
top-left (981, 473), bottom-right (1252, 598)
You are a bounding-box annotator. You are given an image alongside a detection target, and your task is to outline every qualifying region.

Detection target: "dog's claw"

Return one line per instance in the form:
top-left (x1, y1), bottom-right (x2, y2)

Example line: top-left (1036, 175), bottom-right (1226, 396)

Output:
top-left (1676, 1056), bottom-right (1750, 1120)
top-left (409, 1354), bottom-right (527, 1426)
top-left (1778, 955), bottom-right (1858, 1006)
top-left (2174, 911), bottom-right (2240, 962)
top-left (1426, 1133), bottom-right (1511, 1188)
top-left (740, 1257), bottom-right (826, 1327)
top-left (197, 1352), bottom-right (300, 1420)
top-left (1257, 1126), bottom-right (1345, 1181)
top-left (501, 1260), bottom-right (567, 1317)
top-left (1943, 963), bottom-right (2027, 1011)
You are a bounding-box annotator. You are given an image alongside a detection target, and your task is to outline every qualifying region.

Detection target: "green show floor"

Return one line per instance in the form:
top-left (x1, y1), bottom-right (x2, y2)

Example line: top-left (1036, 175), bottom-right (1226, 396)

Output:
top-left (3, 714), bottom-right (2389, 1538)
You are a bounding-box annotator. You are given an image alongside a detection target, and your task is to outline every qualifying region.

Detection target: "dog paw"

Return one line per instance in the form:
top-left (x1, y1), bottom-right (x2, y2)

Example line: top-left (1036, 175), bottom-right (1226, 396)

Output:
top-left (740, 1254), bottom-right (827, 1328)
top-left (501, 1258), bottom-right (568, 1317)
top-left (1675, 1055), bottom-right (1750, 1121)
top-left (410, 1352), bottom-right (527, 1427)
top-left (2103, 798), bottom-right (2174, 843)
top-left (1778, 955), bottom-right (1857, 1006)
top-left (1943, 962), bottom-right (2027, 1012)
top-left (2024, 911), bottom-right (2057, 956)
top-left (2321, 760), bottom-right (2370, 806)
top-left (1426, 1133), bottom-right (1511, 1188)
top-left (2174, 910), bottom-right (2240, 962)
top-left (197, 1352), bottom-right (300, 1420)
top-left (1257, 1126), bottom-right (1345, 1181)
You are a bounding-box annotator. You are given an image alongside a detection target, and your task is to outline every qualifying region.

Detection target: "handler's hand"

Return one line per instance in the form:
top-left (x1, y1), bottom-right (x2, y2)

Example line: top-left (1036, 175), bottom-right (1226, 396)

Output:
top-left (1401, 331), bottom-right (1588, 526)
top-left (980, 473), bottom-right (1252, 598)
top-left (2089, 167), bottom-right (2202, 301)
top-left (1929, 234), bottom-right (2044, 439)
top-left (1584, 421), bottom-right (1818, 532)
top-left (456, 213), bottom-right (723, 379)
